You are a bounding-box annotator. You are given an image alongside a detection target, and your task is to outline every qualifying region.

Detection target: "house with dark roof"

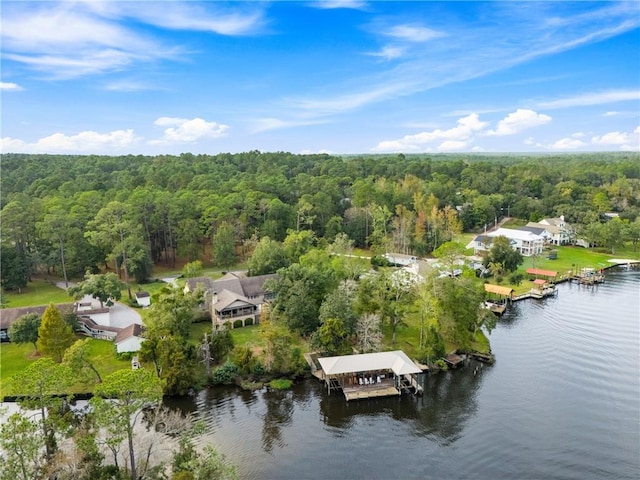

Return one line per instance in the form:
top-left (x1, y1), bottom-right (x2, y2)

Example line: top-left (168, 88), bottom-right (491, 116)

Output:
top-left (183, 271), bottom-right (277, 329)
top-left (0, 304), bottom-right (74, 342)
top-left (183, 276), bottom-right (217, 294)
top-left (115, 323), bottom-right (145, 353)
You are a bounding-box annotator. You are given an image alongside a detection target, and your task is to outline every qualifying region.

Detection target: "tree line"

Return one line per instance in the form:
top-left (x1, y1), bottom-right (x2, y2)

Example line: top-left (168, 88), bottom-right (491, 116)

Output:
top-left (1, 152), bottom-right (639, 293)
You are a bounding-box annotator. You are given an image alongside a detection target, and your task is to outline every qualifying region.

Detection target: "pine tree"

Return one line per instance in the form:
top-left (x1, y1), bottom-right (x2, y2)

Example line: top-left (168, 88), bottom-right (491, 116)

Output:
top-left (36, 303), bottom-right (76, 363)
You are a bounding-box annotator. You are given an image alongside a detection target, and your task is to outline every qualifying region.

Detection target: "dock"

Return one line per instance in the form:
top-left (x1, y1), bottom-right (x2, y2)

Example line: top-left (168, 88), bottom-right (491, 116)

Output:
top-left (443, 352), bottom-right (465, 368)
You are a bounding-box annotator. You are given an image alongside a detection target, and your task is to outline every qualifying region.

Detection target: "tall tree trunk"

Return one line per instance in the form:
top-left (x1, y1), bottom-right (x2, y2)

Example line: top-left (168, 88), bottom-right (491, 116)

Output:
top-left (58, 237), bottom-right (69, 288)
top-left (127, 424), bottom-right (136, 480)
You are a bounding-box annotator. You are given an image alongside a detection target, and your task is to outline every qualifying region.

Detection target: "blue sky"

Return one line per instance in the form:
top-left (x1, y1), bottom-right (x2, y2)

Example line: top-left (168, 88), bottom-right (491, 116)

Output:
top-left (1, 0), bottom-right (639, 155)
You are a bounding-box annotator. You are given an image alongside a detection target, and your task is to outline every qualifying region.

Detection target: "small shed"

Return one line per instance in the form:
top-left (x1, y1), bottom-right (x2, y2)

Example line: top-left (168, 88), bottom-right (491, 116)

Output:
top-left (135, 291), bottom-right (151, 307)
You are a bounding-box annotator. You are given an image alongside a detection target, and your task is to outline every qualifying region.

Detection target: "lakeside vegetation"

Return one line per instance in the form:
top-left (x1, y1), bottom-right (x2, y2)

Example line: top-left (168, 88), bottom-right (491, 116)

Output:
top-left (2, 152), bottom-right (639, 396)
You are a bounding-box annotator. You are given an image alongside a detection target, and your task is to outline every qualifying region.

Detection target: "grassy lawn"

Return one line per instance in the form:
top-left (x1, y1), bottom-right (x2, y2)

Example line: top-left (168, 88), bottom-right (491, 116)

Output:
top-left (0, 337), bottom-right (131, 398)
top-left (3, 278), bottom-right (73, 308)
top-left (0, 342), bottom-right (37, 397)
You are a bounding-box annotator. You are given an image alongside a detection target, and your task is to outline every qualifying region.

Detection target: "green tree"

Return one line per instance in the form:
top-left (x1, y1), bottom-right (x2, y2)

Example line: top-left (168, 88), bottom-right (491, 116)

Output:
top-left (482, 236), bottom-right (523, 273)
top-left (91, 368), bottom-right (164, 480)
top-left (182, 260), bottom-right (204, 278)
top-left (0, 413), bottom-right (45, 480)
top-left (0, 244), bottom-right (29, 292)
top-left (68, 271), bottom-right (126, 308)
top-left (211, 221), bottom-right (236, 269)
top-left (247, 236), bottom-right (289, 276)
top-left (176, 218), bottom-right (203, 261)
top-left (310, 317), bottom-right (351, 356)
top-left (358, 269), bottom-right (415, 343)
top-left (318, 280), bottom-right (358, 334)
top-left (37, 204), bottom-right (78, 288)
top-left (8, 357), bottom-right (74, 460)
top-left (63, 338), bottom-right (103, 384)
top-left (8, 312), bottom-right (41, 351)
top-left (36, 303), bottom-right (76, 363)
top-left (86, 201), bottom-right (145, 300)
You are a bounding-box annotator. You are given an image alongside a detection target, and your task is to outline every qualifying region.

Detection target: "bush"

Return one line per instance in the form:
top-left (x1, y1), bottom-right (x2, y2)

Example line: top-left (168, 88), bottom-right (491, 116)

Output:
top-left (211, 360), bottom-right (238, 385)
top-left (434, 359), bottom-right (448, 371)
top-left (268, 378), bottom-right (293, 390)
top-left (370, 255), bottom-right (391, 268)
top-left (509, 272), bottom-right (525, 286)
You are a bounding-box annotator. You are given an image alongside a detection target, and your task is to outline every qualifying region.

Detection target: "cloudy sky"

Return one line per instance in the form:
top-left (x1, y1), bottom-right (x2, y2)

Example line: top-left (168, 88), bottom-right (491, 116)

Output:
top-left (1, 0), bottom-right (639, 155)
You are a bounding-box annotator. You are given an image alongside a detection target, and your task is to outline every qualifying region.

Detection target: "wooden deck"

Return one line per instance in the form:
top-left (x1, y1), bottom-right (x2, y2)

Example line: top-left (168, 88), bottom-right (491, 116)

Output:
top-left (342, 381), bottom-right (400, 401)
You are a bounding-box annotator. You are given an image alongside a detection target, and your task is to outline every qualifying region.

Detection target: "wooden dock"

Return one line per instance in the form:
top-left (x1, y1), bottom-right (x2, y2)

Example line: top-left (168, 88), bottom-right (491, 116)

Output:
top-left (444, 353), bottom-right (465, 368)
top-left (343, 382), bottom-right (400, 401)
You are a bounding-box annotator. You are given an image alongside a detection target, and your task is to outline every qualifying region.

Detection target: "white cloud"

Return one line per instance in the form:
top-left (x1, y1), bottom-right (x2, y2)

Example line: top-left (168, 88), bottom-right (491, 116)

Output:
top-left (121, 3), bottom-right (265, 36)
top-left (372, 113), bottom-right (488, 152)
top-left (152, 117), bottom-right (229, 143)
top-left (603, 111), bottom-right (619, 117)
top-left (1, 129), bottom-right (139, 153)
top-left (311, 0), bottom-right (368, 10)
top-left (366, 46), bottom-right (405, 61)
top-left (0, 81), bottom-right (23, 91)
top-left (383, 24), bottom-right (445, 42)
top-left (591, 131), bottom-right (634, 146)
top-left (487, 109), bottom-right (551, 136)
top-left (549, 138), bottom-right (587, 150)
top-left (0, 2), bottom-right (263, 79)
top-left (538, 89), bottom-right (640, 109)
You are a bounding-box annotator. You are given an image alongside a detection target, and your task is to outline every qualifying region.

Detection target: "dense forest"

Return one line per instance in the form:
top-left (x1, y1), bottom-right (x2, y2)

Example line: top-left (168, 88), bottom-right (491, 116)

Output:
top-left (2, 151), bottom-right (639, 289)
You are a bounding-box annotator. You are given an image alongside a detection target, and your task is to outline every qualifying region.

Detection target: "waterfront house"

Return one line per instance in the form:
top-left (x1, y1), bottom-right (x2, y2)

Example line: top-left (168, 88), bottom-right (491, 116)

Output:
top-left (183, 271), bottom-right (277, 329)
top-left (526, 216), bottom-right (574, 245)
top-left (467, 228), bottom-right (544, 257)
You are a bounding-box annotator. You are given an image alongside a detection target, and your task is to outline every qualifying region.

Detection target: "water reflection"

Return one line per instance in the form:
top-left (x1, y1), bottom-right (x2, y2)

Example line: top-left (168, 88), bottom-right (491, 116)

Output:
top-left (261, 389), bottom-right (294, 453)
top-left (318, 361), bottom-right (487, 445)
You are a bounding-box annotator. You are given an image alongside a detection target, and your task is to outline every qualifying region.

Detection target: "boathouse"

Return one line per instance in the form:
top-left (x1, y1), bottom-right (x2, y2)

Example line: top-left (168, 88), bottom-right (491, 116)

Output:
top-left (526, 268), bottom-right (558, 282)
top-left (483, 283), bottom-right (514, 315)
top-left (317, 350), bottom-right (423, 401)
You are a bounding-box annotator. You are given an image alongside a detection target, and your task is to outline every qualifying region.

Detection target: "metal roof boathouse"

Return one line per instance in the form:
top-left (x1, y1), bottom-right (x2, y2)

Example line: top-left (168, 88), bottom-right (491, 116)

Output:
top-left (317, 350), bottom-right (424, 401)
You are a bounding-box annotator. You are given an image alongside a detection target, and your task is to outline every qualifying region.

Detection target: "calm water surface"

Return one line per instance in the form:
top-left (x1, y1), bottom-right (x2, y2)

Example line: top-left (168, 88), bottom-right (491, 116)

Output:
top-left (169, 268), bottom-right (640, 479)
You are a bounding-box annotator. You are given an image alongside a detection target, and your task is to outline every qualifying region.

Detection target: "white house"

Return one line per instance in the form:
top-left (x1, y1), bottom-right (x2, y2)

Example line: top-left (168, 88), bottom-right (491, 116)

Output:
top-left (115, 323), bottom-right (145, 353)
top-left (466, 227), bottom-right (544, 257)
top-left (527, 215), bottom-right (574, 245)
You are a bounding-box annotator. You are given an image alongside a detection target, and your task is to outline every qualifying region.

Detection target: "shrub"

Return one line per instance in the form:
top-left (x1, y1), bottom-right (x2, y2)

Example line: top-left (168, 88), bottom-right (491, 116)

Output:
top-left (211, 360), bottom-right (238, 385)
top-left (509, 272), bottom-right (525, 286)
top-left (268, 378), bottom-right (293, 390)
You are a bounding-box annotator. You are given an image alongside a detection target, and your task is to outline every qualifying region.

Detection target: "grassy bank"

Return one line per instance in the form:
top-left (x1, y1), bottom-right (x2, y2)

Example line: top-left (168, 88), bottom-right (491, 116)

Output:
top-left (0, 337), bottom-right (131, 398)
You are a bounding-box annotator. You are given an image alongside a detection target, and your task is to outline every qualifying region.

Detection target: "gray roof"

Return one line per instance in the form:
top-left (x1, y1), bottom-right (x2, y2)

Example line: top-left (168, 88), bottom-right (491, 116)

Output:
top-left (210, 273), bottom-right (277, 298)
top-left (318, 350), bottom-right (422, 376)
top-left (184, 276), bottom-right (216, 292)
top-left (214, 289), bottom-right (258, 311)
top-left (517, 226), bottom-right (547, 235)
top-left (1, 304), bottom-right (74, 330)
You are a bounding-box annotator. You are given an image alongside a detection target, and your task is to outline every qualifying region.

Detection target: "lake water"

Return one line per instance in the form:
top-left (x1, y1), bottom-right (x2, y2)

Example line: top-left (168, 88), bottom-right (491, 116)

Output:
top-left (169, 268), bottom-right (640, 480)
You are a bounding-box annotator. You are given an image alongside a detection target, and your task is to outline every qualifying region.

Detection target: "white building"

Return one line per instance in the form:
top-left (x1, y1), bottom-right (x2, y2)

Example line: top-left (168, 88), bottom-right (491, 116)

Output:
top-left (466, 227), bottom-right (544, 257)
